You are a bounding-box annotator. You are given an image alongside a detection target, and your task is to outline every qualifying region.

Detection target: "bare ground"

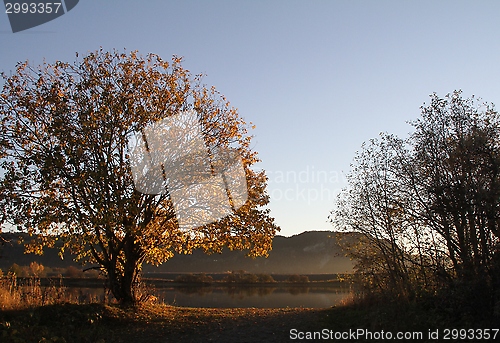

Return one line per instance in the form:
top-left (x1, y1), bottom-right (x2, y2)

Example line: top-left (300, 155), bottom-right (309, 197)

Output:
top-left (106, 305), bottom-right (327, 343)
top-left (0, 303), bottom-right (330, 343)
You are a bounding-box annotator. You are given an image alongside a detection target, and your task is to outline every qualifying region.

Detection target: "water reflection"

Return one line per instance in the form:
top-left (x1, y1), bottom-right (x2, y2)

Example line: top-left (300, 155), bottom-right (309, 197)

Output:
top-left (44, 283), bottom-right (353, 308)
top-left (156, 285), bottom-right (352, 308)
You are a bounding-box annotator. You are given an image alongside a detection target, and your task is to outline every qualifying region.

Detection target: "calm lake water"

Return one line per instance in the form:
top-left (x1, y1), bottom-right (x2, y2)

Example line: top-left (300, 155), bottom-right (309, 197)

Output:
top-left (157, 286), bottom-right (352, 308)
top-left (64, 285), bottom-right (353, 308)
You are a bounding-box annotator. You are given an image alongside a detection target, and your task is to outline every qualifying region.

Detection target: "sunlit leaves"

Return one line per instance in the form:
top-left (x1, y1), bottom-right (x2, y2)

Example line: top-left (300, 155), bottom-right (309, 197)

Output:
top-left (0, 49), bottom-right (278, 303)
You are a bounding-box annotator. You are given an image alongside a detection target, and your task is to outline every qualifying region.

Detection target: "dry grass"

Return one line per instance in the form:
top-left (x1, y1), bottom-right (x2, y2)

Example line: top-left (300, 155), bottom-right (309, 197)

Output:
top-left (337, 289), bottom-right (361, 307)
top-left (0, 276), bottom-right (103, 310)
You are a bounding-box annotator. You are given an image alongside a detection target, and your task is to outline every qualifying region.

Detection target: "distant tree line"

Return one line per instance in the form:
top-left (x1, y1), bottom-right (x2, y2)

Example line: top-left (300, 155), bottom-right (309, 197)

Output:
top-left (331, 91), bottom-right (500, 315)
top-left (174, 271), bottom-right (311, 284)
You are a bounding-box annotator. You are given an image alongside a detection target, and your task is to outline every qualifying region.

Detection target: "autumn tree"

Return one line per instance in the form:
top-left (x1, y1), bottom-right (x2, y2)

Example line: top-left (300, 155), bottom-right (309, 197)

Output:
top-left (0, 49), bottom-right (278, 304)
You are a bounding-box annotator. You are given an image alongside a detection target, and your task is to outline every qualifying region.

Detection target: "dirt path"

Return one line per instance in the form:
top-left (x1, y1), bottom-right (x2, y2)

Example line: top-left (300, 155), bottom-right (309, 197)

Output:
top-left (187, 308), bottom-right (324, 343)
top-left (109, 306), bottom-right (327, 343)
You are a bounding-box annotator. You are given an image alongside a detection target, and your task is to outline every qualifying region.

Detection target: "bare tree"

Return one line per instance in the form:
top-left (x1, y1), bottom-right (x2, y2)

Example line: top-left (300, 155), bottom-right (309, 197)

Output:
top-left (332, 91), bottom-right (500, 304)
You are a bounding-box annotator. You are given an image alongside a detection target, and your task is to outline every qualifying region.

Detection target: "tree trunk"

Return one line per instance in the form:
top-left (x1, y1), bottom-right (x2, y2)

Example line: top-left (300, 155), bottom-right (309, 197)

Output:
top-left (106, 235), bottom-right (142, 305)
top-left (107, 268), bottom-right (136, 304)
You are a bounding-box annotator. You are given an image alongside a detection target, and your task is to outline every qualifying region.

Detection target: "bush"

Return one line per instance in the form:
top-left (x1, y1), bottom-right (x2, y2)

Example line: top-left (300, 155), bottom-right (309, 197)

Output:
top-left (222, 271), bottom-right (275, 284)
top-left (65, 266), bottom-right (84, 278)
top-left (223, 271), bottom-right (250, 283)
top-left (8, 263), bottom-right (28, 277)
top-left (174, 273), bottom-right (213, 284)
top-left (287, 274), bottom-right (310, 283)
top-left (83, 269), bottom-right (101, 278)
top-left (241, 273), bottom-right (259, 283)
top-left (256, 274), bottom-right (276, 283)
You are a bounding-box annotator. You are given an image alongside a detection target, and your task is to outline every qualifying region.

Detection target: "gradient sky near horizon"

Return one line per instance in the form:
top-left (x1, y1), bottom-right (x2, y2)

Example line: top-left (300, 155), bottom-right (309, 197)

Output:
top-left (1, 1), bottom-right (500, 237)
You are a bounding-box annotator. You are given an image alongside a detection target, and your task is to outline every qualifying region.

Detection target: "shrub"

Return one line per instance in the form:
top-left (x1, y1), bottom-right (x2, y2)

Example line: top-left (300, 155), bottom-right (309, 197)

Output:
top-left (222, 271), bottom-right (275, 284)
top-left (222, 271), bottom-right (247, 283)
top-left (8, 263), bottom-right (28, 277)
top-left (174, 273), bottom-right (213, 284)
top-left (65, 266), bottom-right (84, 278)
top-left (241, 273), bottom-right (259, 283)
top-left (256, 274), bottom-right (276, 283)
top-left (287, 274), bottom-right (310, 283)
top-left (83, 269), bottom-right (101, 278)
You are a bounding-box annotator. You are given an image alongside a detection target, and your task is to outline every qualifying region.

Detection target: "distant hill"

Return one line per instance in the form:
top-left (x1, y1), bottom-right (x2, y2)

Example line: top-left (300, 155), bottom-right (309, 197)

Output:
top-left (0, 231), bottom-right (354, 274)
top-left (0, 233), bottom-right (78, 270)
top-left (146, 230), bottom-right (354, 274)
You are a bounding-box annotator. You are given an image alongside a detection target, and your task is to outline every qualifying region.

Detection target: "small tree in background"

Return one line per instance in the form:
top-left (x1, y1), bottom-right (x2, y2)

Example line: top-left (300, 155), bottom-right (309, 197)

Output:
top-left (29, 262), bottom-right (46, 278)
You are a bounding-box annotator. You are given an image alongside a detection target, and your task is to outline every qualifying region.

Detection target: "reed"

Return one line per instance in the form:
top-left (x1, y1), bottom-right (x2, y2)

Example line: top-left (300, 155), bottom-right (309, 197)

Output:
top-left (0, 275), bottom-right (102, 310)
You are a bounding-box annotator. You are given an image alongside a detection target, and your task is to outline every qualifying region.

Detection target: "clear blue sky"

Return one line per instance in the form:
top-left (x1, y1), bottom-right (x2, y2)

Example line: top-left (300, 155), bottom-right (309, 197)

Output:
top-left (1, 0), bottom-right (500, 237)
